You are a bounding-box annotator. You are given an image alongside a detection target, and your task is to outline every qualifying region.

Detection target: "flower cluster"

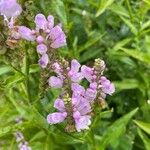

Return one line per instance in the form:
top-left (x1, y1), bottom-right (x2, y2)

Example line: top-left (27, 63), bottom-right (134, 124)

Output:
top-left (0, 0), bottom-right (115, 133)
top-left (47, 59), bottom-right (115, 132)
top-left (14, 118), bottom-right (32, 150)
top-left (14, 132), bottom-right (32, 150)
top-left (0, 0), bottom-right (66, 68)
top-left (19, 14), bottom-right (66, 68)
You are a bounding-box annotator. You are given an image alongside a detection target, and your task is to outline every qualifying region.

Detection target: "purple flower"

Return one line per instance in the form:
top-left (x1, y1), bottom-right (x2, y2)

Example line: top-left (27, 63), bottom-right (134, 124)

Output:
top-left (47, 15), bottom-right (54, 29)
top-left (100, 76), bottom-right (115, 95)
top-left (0, 0), bottom-right (22, 19)
top-left (81, 65), bottom-right (94, 82)
top-left (48, 76), bottom-right (63, 88)
top-left (38, 54), bottom-right (49, 68)
top-left (36, 44), bottom-right (47, 55)
top-left (68, 59), bottom-right (83, 83)
top-left (54, 98), bottom-right (65, 112)
top-left (71, 83), bottom-right (85, 98)
top-left (19, 142), bottom-right (31, 150)
top-left (85, 88), bottom-right (97, 102)
top-left (52, 62), bottom-right (64, 78)
top-left (34, 13), bottom-right (47, 30)
top-left (49, 25), bottom-right (66, 49)
top-left (47, 95), bottom-right (92, 132)
top-left (72, 97), bottom-right (92, 132)
top-left (14, 132), bottom-right (24, 142)
top-left (18, 26), bottom-right (36, 41)
top-left (73, 111), bottom-right (91, 132)
top-left (36, 36), bottom-right (44, 44)
top-left (50, 32), bottom-right (66, 49)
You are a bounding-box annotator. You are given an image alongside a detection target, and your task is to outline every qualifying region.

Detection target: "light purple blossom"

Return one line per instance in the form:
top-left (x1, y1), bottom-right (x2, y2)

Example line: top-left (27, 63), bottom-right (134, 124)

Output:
top-left (48, 25), bottom-right (66, 49)
top-left (68, 59), bottom-right (83, 83)
top-left (47, 98), bottom-right (67, 124)
top-left (100, 76), bottom-right (115, 95)
top-left (38, 54), bottom-right (49, 68)
top-left (18, 26), bottom-right (36, 41)
top-left (19, 142), bottom-right (32, 150)
top-left (73, 111), bottom-right (91, 132)
top-left (48, 76), bottom-right (63, 88)
top-left (47, 15), bottom-right (54, 29)
top-left (34, 13), bottom-right (47, 30)
top-left (36, 44), bottom-right (47, 55)
top-left (54, 98), bottom-right (65, 112)
top-left (0, 0), bottom-right (22, 19)
top-left (47, 82), bottom-right (93, 132)
top-left (36, 36), bottom-right (44, 44)
top-left (47, 112), bottom-right (67, 124)
top-left (81, 65), bottom-right (94, 82)
top-left (14, 132), bottom-right (24, 142)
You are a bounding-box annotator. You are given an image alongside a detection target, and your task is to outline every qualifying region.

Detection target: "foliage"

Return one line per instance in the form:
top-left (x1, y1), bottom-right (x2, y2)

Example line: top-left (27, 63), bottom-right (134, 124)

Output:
top-left (0, 0), bottom-right (150, 149)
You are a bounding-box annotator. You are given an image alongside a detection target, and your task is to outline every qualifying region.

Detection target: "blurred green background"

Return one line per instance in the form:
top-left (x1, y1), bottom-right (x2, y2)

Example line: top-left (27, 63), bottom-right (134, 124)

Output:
top-left (0, 0), bottom-right (150, 149)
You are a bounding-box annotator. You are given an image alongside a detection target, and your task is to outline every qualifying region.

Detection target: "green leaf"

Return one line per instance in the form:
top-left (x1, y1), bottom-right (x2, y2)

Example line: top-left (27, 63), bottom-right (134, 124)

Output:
top-left (98, 108), bottom-right (139, 149)
top-left (134, 120), bottom-right (150, 134)
top-left (114, 79), bottom-right (139, 91)
top-left (120, 16), bottom-right (137, 35)
top-left (5, 72), bottom-right (25, 88)
top-left (0, 66), bottom-right (12, 76)
top-left (137, 128), bottom-right (150, 150)
top-left (143, 0), bottom-right (150, 6)
top-left (96, 0), bottom-right (115, 17)
top-left (52, 0), bottom-right (67, 26)
top-left (29, 64), bottom-right (40, 73)
top-left (79, 32), bottom-right (105, 52)
top-left (120, 48), bottom-right (150, 65)
top-left (0, 121), bottom-right (33, 138)
top-left (109, 4), bottom-right (129, 18)
top-left (113, 38), bottom-right (132, 51)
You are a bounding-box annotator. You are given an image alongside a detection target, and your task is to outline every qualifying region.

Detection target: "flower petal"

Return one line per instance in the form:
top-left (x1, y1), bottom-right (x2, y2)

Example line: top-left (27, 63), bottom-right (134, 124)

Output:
top-left (18, 26), bottom-right (35, 41)
top-left (54, 98), bottom-right (65, 112)
top-left (48, 76), bottom-right (63, 88)
top-left (36, 44), bottom-right (47, 55)
top-left (47, 112), bottom-right (67, 124)
top-left (38, 54), bottom-right (49, 68)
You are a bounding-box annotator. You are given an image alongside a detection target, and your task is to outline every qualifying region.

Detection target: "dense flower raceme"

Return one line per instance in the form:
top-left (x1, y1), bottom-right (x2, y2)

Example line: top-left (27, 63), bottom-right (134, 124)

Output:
top-left (18, 14), bottom-right (66, 68)
top-left (0, 1), bottom-right (66, 68)
top-left (47, 59), bottom-right (115, 132)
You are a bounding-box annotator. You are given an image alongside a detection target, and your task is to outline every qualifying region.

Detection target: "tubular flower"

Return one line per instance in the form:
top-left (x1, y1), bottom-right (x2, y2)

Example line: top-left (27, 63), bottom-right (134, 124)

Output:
top-left (0, 0), bottom-right (22, 19)
top-left (47, 87), bottom-right (92, 132)
top-left (18, 13), bottom-right (66, 68)
top-left (48, 59), bottom-right (83, 89)
top-left (47, 58), bottom-right (115, 132)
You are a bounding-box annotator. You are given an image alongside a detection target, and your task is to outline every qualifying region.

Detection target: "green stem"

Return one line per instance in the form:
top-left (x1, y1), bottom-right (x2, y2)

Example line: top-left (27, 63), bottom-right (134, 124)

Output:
top-left (25, 48), bottom-right (31, 103)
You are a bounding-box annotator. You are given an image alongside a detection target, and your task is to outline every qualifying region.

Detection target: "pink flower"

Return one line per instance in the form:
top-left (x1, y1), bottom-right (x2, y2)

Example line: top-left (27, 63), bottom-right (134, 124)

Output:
top-left (49, 25), bottom-right (66, 49)
top-left (73, 111), bottom-right (91, 132)
top-left (38, 54), bottom-right (49, 68)
top-left (81, 65), bottom-right (94, 82)
top-left (47, 112), bottom-right (67, 124)
top-left (36, 44), bottom-right (47, 55)
top-left (47, 99), bottom-right (67, 124)
top-left (34, 13), bottom-right (47, 30)
top-left (68, 59), bottom-right (83, 83)
top-left (0, 0), bottom-right (22, 19)
top-left (100, 76), bottom-right (115, 95)
top-left (47, 89), bottom-right (92, 132)
top-left (36, 36), bottom-right (44, 44)
top-left (18, 26), bottom-right (36, 41)
top-left (47, 15), bottom-right (54, 29)
top-left (48, 76), bottom-right (63, 88)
